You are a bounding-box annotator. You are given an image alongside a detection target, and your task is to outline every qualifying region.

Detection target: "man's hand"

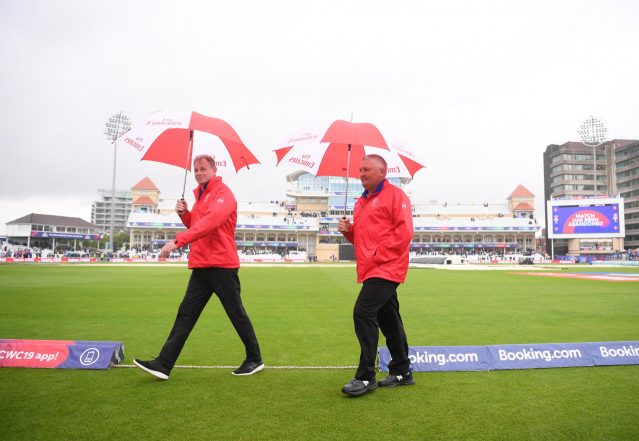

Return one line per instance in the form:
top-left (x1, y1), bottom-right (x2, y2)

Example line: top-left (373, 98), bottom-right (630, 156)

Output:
top-left (160, 241), bottom-right (178, 258)
top-left (337, 218), bottom-right (351, 233)
top-left (176, 199), bottom-right (188, 215)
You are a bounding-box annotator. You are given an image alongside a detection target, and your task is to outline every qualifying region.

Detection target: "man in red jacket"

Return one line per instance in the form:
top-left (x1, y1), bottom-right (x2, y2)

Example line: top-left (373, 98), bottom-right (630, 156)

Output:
top-left (134, 154), bottom-right (263, 380)
top-left (338, 154), bottom-right (414, 396)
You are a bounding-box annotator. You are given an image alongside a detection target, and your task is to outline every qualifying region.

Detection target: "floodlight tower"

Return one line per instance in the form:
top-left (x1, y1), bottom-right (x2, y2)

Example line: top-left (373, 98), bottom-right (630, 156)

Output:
top-left (577, 116), bottom-right (607, 196)
top-left (104, 112), bottom-right (131, 252)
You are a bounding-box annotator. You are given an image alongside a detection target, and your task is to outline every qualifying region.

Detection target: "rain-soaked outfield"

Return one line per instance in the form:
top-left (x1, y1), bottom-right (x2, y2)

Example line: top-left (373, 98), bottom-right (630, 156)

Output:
top-left (1, 264), bottom-right (638, 441)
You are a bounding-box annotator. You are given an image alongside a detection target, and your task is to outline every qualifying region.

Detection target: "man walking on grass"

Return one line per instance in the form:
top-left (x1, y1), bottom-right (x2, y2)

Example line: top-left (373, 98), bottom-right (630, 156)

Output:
top-left (337, 154), bottom-right (415, 396)
top-left (134, 154), bottom-right (263, 380)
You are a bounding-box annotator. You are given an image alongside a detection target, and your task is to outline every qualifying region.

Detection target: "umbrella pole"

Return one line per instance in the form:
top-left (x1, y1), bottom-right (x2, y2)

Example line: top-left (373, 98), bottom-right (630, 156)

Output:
top-left (343, 113), bottom-right (354, 219)
top-left (181, 168), bottom-right (188, 200)
top-left (181, 131), bottom-right (194, 200)
top-left (178, 130), bottom-right (194, 215)
top-left (343, 143), bottom-right (351, 218)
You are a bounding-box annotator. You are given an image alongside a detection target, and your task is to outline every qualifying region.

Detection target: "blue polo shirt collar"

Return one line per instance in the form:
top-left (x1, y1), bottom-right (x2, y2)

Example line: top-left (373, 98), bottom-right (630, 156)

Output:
top-left (362, 179), bottom-right (386, 199)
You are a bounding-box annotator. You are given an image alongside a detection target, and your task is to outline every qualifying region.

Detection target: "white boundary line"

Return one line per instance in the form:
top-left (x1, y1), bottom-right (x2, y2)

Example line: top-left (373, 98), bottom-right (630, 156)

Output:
top-left (115, 364), bottom-right (357, 369)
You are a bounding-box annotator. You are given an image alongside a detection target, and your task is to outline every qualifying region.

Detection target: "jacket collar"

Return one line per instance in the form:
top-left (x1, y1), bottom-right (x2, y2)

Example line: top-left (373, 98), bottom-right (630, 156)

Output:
top-left (193, 176), bottom-right (222, 199)
top-left (362, 179), bottom-right (386, 199)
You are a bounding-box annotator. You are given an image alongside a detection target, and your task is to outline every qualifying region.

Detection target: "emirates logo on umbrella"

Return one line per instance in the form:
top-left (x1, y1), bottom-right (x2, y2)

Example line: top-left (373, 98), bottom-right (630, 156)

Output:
top-left (123, 136), bottom-right (145, 152)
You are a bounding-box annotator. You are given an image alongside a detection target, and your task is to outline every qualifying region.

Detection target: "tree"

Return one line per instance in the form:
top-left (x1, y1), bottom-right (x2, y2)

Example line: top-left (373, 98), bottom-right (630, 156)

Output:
top-left (100, 231), bottom-right (129, 251)
top-left (114, 231), bottom-right (129, 250)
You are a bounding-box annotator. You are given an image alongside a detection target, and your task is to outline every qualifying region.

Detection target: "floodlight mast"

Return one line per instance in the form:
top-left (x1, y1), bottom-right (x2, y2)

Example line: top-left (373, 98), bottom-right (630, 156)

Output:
top-left (577, 116), bottom-right (607, 196)
top-left (104, 112), bottom-right (131, 252)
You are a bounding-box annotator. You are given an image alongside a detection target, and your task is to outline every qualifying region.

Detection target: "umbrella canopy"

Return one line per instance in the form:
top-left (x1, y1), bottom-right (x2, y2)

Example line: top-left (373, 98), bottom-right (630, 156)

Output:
top-left (274, 119), bottom-right (424, 215)
top-left (120, 110), bottom-right (259, 172)
top-left (274, 142), bottom-right (424, 179)
top-left (274, 122), bottom-right (424, 179)
top-left (119, 110), bottom-right (260, 196)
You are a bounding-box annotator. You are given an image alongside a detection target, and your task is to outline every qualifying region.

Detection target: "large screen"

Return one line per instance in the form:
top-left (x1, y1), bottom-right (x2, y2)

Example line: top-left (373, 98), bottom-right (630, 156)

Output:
top-left (547, 198), bottom-right (625, 239)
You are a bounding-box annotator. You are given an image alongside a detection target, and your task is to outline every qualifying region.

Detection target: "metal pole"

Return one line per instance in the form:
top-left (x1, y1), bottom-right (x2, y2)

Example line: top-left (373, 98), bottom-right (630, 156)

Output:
top-left (104, 111), bottom-right (131, 253)
top-left (593, 145), bottom-right (597, 195)
top-left (109, 116), bottom-right (120, 252)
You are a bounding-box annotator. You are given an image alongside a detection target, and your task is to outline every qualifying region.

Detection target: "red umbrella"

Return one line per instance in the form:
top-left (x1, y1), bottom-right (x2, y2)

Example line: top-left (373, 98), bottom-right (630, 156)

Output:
top-left (118, 110), bottom-right (259, 196)
top-left (275, 140), bottom-right (425, 180)
top-left (274, 120), bottom-right (424, 212)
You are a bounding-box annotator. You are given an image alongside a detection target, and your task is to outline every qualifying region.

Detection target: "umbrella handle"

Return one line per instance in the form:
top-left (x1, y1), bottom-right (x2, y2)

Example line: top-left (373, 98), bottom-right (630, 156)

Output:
top-left (177, 197), bottom-right (186, 215)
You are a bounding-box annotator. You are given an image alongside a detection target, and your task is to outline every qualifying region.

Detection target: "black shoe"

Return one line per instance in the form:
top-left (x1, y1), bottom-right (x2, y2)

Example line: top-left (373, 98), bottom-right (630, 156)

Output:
top-left (378, 371), bottom-right (415, 387)
top-left (133, 358), bottom-right (170, 380)
top-left (341, 379), bottom-right (377, 396)
top-left (232, 360), bottom-right (264, 376)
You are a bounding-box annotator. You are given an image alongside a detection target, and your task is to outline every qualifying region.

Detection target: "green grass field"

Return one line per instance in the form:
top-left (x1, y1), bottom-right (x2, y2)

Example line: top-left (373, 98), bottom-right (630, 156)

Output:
top-left (1, 265), bottom-right (638, 440)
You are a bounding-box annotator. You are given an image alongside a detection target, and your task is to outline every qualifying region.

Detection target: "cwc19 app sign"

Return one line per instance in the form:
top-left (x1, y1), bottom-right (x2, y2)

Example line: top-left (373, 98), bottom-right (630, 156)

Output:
top-left (547, 198), bottom-right (625, 239)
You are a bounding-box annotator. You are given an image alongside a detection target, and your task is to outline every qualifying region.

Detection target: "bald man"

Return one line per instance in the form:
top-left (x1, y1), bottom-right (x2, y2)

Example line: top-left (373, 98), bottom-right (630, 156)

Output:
top-left (338, 154), bottom-right (415, 396)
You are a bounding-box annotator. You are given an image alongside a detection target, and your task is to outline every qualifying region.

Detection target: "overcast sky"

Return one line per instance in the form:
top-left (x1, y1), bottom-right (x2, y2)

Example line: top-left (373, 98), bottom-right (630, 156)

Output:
top-left (1, 0), bottom-right (638, 234)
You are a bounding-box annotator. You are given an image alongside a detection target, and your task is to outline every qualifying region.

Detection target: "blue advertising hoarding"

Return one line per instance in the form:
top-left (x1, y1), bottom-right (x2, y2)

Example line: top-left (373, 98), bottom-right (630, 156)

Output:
top-left (379, 341), bottom-right (639, 372)
top-left (0, 339), bottom-right (124, 370)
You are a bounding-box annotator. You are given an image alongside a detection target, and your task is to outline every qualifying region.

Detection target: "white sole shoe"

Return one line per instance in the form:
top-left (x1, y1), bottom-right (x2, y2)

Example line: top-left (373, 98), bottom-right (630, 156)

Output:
top-left (133, 359), bottom-right (169, 380)
top-left (232, 362), bottom-right (265, 376)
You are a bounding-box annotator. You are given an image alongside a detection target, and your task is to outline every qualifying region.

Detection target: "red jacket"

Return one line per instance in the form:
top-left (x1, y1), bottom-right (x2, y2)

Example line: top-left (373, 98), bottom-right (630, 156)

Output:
top-left (343, 180), bottom-right (413, 283)
top-left (175, 177), bottom-right (240, 269)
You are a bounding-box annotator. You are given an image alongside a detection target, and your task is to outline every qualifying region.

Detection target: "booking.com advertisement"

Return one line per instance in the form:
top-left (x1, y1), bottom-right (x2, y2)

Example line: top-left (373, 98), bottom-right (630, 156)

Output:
top-left (379, 341), bottom-right (639, 372)
top-left (547, 197), bottom-right (625, 239)
top-left (0, 339), bottom-right (124, 370)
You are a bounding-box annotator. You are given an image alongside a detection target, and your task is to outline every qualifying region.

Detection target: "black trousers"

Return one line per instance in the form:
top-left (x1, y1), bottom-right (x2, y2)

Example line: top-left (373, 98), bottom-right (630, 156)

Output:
top-left (353, 277), bottom-right (410, 381)
top-left (158, 267), bottom-right (261, 370)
